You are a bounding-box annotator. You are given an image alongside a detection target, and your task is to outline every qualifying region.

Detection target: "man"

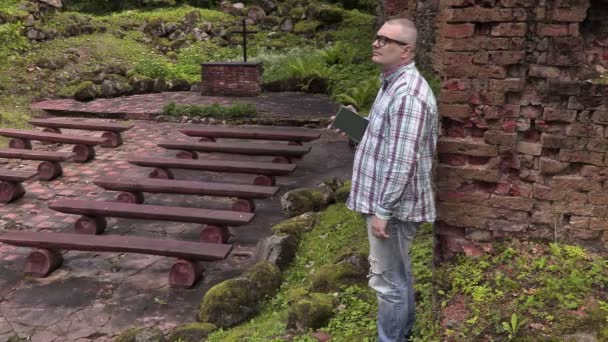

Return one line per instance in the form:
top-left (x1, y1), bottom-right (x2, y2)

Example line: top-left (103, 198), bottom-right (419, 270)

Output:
top-left (338, 18), bottom-right (438, 341)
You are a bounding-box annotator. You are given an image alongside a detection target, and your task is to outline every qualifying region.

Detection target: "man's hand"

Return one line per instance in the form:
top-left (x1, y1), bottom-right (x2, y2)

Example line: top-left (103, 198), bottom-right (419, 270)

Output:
top-left (327, 105), bottom-right (358, 137)
top-left (370, 215), bottom-right (390, 239)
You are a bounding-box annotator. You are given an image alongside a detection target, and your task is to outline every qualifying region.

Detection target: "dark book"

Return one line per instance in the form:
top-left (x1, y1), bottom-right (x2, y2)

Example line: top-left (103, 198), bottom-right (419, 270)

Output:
top-left (331, 106), bottom-right (369, 144)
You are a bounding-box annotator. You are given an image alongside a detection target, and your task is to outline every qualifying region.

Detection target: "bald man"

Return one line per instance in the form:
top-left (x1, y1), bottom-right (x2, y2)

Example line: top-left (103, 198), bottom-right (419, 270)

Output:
top-left (345, 19), bottom-right (438, 341)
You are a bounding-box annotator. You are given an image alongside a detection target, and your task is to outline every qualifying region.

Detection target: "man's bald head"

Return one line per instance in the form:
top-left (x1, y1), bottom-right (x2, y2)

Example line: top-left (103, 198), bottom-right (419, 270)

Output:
top-left (384, 18), bottom-right (417, 53)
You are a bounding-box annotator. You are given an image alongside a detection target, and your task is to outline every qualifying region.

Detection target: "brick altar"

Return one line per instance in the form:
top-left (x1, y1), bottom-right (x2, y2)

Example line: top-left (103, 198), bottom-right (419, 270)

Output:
top-left (201, 62), bottom-right (262, 97)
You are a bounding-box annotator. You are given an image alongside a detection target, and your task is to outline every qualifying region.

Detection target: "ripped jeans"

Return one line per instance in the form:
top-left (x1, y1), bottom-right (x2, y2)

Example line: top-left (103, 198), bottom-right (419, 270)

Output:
top-left (366, 216), bottom-right (421, 342)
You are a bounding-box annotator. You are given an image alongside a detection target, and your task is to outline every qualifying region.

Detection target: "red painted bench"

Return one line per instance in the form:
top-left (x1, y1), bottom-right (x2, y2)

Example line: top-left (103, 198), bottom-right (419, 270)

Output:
top-left (0, 128), bottom-right (106, 162)
top-left (0, 231), bottom-right (232, 288)
top-left (93, 176), bottom-right (279, 213)
top-left (0, 148), bottom-right (73, 181)
top-left (179, 126), bottom-right (321, 143)
top-left (29, 117), bottom-right (134, 148)
top-left (158, 140), bottom-right (312, 164)
top-left (128, 156), bottom-right (297, 186)
top-left (0, 168), bottom-right (37, 203)
top-left (48, 199), bottom-right (254, 243)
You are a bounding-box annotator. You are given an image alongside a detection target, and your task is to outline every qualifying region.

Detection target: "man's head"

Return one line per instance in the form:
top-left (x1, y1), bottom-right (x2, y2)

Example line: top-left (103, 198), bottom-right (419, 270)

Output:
top-left (371, 19), bottom-right (417, 71)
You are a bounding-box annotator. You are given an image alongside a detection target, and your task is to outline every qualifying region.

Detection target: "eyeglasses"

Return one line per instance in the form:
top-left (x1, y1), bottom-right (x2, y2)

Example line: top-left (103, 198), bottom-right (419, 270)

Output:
top-left (373, 35), bottom-right (409, 48)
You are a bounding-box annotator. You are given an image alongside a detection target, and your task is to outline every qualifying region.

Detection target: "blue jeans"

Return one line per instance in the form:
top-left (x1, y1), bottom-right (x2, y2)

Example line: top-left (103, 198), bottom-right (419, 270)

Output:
top-left (366, 216), bottom-right (420, 342)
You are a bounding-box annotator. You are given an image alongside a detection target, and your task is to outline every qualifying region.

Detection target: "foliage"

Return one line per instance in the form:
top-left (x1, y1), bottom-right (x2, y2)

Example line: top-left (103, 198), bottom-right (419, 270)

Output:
top-left (161, 100), bottom-right (257, 119)
top-left (134, 51), bottom-right (174, 79)
top-left (0, 23), bottom-right (29, 59)
top-left (334, 78), bottom-right (379, 113)
top-left (501, 313), bottom-right (527, 341)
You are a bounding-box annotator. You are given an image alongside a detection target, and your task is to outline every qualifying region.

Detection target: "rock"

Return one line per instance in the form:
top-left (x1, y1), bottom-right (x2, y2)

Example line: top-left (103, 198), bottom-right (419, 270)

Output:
top-left (181, 115), bottom-right (189, 123)
top-left (287, 293), bottom-right (334, 331)
top-left (164, 22), bottom-right (179, 35)
top-left (184, 10), bottom-right (201, 25)
top-left (73, 81), bottom-right (98, 101)
top-left (130, 75), bottom-right (155, 94)
top-left (198, 278), bottom-right (258, 328)
top-left (318, 7), bottom-right (343, 24)
top-left (168, 29), bottom-right (185, 41)
top-left (289, 7), bottom-right (306, 20)
top-left (319, 178), bottom-right (344, 192)
top-left (212, 26), bottom-right (227, 37)
top-left (199, 21), bottom-right (213, 33)
top-left (103, 64), bottom-right (127, 76)
top-left (312, 331), bottom-right (332, 342)
top-left (310, 252), bottom-right (369, 292)
top-left (255, 234), bottom-right (298, 269)
top-left (134, 328), bottom-right (166, 342)
top-left (144, 17), bottom-right (166, 37)
top-left (37, 0), bottom-right (62, 8)
top-left (35, 56), bottom-right (67, 70)
top-left (334, 181), bottom-right (351, 203)
top-left (20, 1), bottom-right (40, 14)
top-left (293, 20), bottom-right (320, 35)
top-left (281, 188), bottom-right (333, 217)
top-left (23, 14), bottom-right (35, 26)
top-left (247, 6), bottom-right (266, 24)
top-left (279, 18), bottom-right (293, 32)
top-left (168, 322), bottom-right (216, 342)
top-left (271, 212), bottom-right (318, 237)
top-left (243, 262), bottom-right (282, 299)
top-left (260, 16), bottom-right (280, 29)
top-left (167, 78), bottom-right (190, 91)
top-left (26, 27), bottom-right (46, 40)
top-left (229, 3), bottom-right (245, 16)
top-left (257, 0), bottom-right (277, 14)
top-left (115, 327), bottom-right (142, 342)
top-left (192, 28), bottom-right (209, 41)
top-left (100, 75), bottom-right (132, 98)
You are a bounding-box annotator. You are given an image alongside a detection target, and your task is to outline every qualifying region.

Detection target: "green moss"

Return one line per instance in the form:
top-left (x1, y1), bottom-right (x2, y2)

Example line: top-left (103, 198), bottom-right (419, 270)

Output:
top-left (289, 7), bottom-right (305, 19)
top-left (271, 212), bottom-right (318, 238)
top-left (310, 261), bottom-right (366, 292)
top-left (168, 322), bottom-right (216, 342)
top-left (334, 181), bottom-right (351, 203)
top-left (114, 327), bottom-right (143, 342)
top-left (318, 7), bottom-right (344, 24)
top-left (287, 292), bottom-right (334, 330)
top-left (243, 262), bottom-right (282, 299)
top-left (281, 188), bottom-right (329, 217)
top-left (198, 278), bottom-right (258, 328)
top-left (293, 20), bottom-right (321, 34)
top-left (73, 81), bottom-right (98, 101)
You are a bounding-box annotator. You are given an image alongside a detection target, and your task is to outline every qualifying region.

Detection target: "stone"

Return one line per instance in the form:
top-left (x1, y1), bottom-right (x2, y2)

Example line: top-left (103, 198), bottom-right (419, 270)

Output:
top-left (334, 181), bottom-right (351, 203)
top-left (184, 10), bottom-right (201, 25)
top-left (281, 188), bottom-right (332, 217)
top-left (287, 293), bottom-right (334, 331)
top-left (130, 75), bottom-right (155, 94)
top-left (528, 65), bottom-right (560, 78)
top-left (73, 81), bottom-right (98, 102)
top-left (271, 212), bottom-right (318, 237)
top-left (550, 175), bottom-right (602, 192)
top-left (37, 0), bottom-right (62, 8)
top-left (247, 6), bottom-right (266, 24)
top-left (243, 262), bottom-right (282, 299)
top-left (558, 149), bottom-right (604, 166)
top-left (483, 131), bottom-right (516, 146)
top-left (198, 278), bottom-right (258, 328)
top-left (100, 75), bottom-right (132, 98)
top-left (310, 252), bottom-right (368, 292)
top-left (515, 142), bottom-right (542, 156)
top-left (532, 184), bottom-right (566, 201)
top-left (539, 157), bottom-right (569, 174)
top-left (192, 28), bottom-right (210, 41)
top-left (443, 23), bottom-right (475, 38)
top-left (437, 138), bottom-right (498, 157)
top-left (280, 18), bottom-right (293, 32)
top-left (257, 0), bottom-right (277, 13)
top-left (254, 234), bottom-right (298, 270)
top-left (168, 323), bottom-right (216, 342)
top-left (144, 17), bottom-right (166, 37)
top-left (489, 195), bottom-right (534, 211)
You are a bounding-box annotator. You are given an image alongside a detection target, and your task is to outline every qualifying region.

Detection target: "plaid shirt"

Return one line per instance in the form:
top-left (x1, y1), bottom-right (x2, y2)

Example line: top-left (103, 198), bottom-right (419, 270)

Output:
top-left (346, 61), bottom-right (438, 222)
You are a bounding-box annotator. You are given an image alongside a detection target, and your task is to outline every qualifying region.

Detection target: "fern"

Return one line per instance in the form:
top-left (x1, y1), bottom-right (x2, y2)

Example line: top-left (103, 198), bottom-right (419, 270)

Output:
top-left (334, 78), bottom-right (379, 112)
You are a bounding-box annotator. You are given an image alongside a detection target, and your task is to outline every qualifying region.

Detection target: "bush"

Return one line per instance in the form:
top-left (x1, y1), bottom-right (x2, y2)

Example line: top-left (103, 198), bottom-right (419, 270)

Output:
top-left (161, 101), bottom-right (257, 119)
top-left (0, 23), bottom-right (29, 59)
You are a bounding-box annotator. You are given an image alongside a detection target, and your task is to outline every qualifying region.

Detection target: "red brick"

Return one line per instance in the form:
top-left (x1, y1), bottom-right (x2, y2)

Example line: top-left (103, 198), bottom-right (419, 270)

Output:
top-left (439, 153), bottom-right (468, 166)
top-left (440, 90), bottom-right (471, 103)
top-left (491, 23), bottom-right (527, 37)
top-left (591, 111), bottom-right (608, 124)
top-left (528, 65), bottom-right (561, 78)
top-left (489, 78), bottom-right (524, 92)
top-left (587, 139), bottom-right (608, 152)
top-left (540, 133), bottom-right (584, 149)
top-left (558, 149), bottom-right (604, 166)
top-left (470, 92), bottom-right (506, 106)
top-left (439, 104), bottom-right (471, 119)
top-left (444, 7), bottom-right (528, 22)
top-left (444, 37), bottom-right (524, 51)
top-left (484, 131), bottom-right (517, 146)
top-left (483, 105), bottom-right (520, 119)
top-left (539, 157), bottom-right (569, 174)
top-left (532, 184), bottom-right (566, 201)
top-left (489, 195), bottom-right (534, 211)
top-left (565, 123), bottom-right (604, 137)
top-left (443, 52), bottom-right (474, 65)
top-left (551, 7), bottom-right (588, 22)
top-left (437, 191), bottom-right (490, 205)
top-left (516, 142), bottom-right (542, 156)
top-left (437, 164), bottom-right (500, 183)
top-left (443, 24), bottom-right (475, 38)
top-left (477, 66), bottom-right (508, 79)
top-left (550, 175), bottom-right (603, 192)
top-left (537, 24), bottom-right (569, 36)
top-left (487, 219), bottom-right (528, 232)
top-left (442, 78), bottom-right (470, 91)
top-left (589, 218), bottom-right (608, 230)
top-left (489, 51), bottom-right (525, 65)
top-left (437, 138), bottom-right (498, 157)
top-left (543, 107), bottom-right (577, 122)
top-left (589, 192), bottom-right (608, 206)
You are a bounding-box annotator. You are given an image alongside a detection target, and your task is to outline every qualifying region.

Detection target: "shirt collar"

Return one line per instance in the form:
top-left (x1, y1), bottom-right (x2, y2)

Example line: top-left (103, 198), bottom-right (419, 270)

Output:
top-left (381, 60), bottom-right (415, 84)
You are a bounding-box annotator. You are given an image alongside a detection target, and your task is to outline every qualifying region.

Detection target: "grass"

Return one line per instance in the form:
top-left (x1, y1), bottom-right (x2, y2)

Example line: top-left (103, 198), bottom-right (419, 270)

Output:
top-left (161, 100), bottom-right (257, 119)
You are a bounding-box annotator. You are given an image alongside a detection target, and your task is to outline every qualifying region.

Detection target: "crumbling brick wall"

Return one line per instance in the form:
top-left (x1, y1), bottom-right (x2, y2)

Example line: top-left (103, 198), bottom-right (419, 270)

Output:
top-left (385, 0), bottom-right (608, 257)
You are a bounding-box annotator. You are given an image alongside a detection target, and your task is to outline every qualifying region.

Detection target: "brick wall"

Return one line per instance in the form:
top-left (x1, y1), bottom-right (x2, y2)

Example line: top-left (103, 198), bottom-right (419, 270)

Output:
top-left (201, 62), bottom-right (262, 97)
top-left (431, 0), bottom-right (608, 258)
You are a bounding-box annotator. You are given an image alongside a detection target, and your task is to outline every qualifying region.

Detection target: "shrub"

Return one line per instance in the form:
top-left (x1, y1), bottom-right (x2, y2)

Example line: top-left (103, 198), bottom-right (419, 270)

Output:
top-left (0, 23), bottom-right (28, 59)
top-left (161, 101), bottom-right (257, 119)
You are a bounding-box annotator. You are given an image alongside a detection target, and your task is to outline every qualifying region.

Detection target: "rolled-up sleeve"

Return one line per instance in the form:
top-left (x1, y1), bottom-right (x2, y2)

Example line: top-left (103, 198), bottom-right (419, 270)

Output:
top-left (374, 94), bottom-right (428, 220)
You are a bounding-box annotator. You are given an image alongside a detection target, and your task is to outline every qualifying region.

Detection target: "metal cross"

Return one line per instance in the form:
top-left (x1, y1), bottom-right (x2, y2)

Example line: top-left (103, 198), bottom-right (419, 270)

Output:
top-left (231, 19), bottom-right (258, 62)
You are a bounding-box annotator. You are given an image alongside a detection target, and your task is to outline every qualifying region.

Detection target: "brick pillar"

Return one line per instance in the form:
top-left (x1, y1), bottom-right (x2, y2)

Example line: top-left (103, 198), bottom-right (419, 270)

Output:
top-left (201, 62), bottom-right (262, 97)
top-left (433, 0), bottom-right (608, 258)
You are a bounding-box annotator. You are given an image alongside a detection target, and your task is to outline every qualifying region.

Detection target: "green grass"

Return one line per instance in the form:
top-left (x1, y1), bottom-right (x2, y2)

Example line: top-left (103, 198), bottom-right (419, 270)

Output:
top-left (161, 101), bottom-right (257, 119)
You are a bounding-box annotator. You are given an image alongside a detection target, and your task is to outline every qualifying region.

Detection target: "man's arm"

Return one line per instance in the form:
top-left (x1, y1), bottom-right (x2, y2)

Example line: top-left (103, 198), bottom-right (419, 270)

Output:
top-left (375, 94), bottom-right (429, 221)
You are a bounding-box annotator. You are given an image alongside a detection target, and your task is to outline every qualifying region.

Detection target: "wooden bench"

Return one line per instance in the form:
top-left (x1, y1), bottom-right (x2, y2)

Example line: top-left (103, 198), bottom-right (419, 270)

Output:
top-left (0, 148), bottom-right (73, 181)
top-left (158, 141), bottom-right (312, 164)
top-left (29, 117), bottom-right (134, 148)
top-left (48, 199), bottom-right (255, 243)
top-left (0, 128), bottom-right (106, 163)
top-left (0, 231), bottom-right (232, 288)
top-left (94, 176), bottom-right (279, 213)
top-left (0, 169), bottom-right (37, 203)
top-left (179, 126), bottom-right (321, 144)
top-left (129, 156), bottom-right (297, 186)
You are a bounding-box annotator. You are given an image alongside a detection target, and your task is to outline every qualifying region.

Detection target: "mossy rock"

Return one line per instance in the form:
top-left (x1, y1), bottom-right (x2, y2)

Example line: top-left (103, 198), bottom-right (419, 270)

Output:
top-left (293, 20), bottom-right (320, 34)
top-left (317, 7), bottom-right (343, 24)
top-left (145, 16), bottom-right (166, 37)
top-left (73, 81), bottom-right (98, 102)
top-left (115, 327), bottom-right (143, 342)
top-left (168, 322), bottom-right (216, 342)
top-left (260, 15), bottom-right (280, 29)
top-left (310, 252), bottom-right (368, 292)
top-left (289, 7), bottom-right (305, 19)
top-left (287, 292), bottom-right (334, 331)
top-left (271, 212), bottom-right (318, 237)
top-left (198, 278), bottom-right (259, 328)
top-left (319, 178), bottom-right (345, 192)
top-left (281, 188), bottom-right (331, 217)
top-left (334, 181), bottom-right (351, 203)
top-left (243, 261), bottom-right (282, 299)
top-left (130, 75), bottom-right (155, 94)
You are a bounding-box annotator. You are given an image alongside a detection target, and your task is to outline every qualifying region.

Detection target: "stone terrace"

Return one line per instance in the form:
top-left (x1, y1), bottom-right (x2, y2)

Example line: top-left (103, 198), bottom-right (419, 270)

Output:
top-left (0, 121), bottom-right (353, 341)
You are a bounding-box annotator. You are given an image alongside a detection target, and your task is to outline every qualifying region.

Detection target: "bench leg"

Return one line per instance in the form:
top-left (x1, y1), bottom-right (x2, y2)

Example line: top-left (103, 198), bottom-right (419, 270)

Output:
top-left (0, 181), bottom-right (25, 204)
top-left (272, 156), bottom-right (293, 164)
top-left (149, 167), bottom-right (174, 180)
top-left (101, 131), bottom-right (123, 148)
top-left (8, 138), bottom-right (32, 150)
top-left (253, 175), bottom-right (275, 187)
top-left (24, 249), bottom-right (63, 277)
top-left (232, 198), bottom-right (256, 213)
top-left (200, 225), bottom-right (230, 244)
top-left (169, 259), bottom-right (203, 289)
top-left (72, 144), bottom-right (96, 163)
top-left (199, 137), bottom-right (216, 143)
top-left (37, 161), bottom-right (63, 181)
top-left (175, 150), bottom-right (198, 159)
top-left (116, 191), bottom-right (145, 204)
top-left (75, 215), bottom-right (107, 235)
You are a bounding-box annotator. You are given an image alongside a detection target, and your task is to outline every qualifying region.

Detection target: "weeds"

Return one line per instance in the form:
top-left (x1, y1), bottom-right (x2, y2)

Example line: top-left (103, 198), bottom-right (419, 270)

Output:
top-left (161, 101), bottom-right (257, 119)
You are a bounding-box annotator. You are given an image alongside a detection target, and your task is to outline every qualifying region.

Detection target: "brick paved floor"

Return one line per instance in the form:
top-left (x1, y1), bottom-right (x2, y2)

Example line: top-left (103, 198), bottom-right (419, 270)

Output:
top-left (0, 120), bottom-right (354, 341)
